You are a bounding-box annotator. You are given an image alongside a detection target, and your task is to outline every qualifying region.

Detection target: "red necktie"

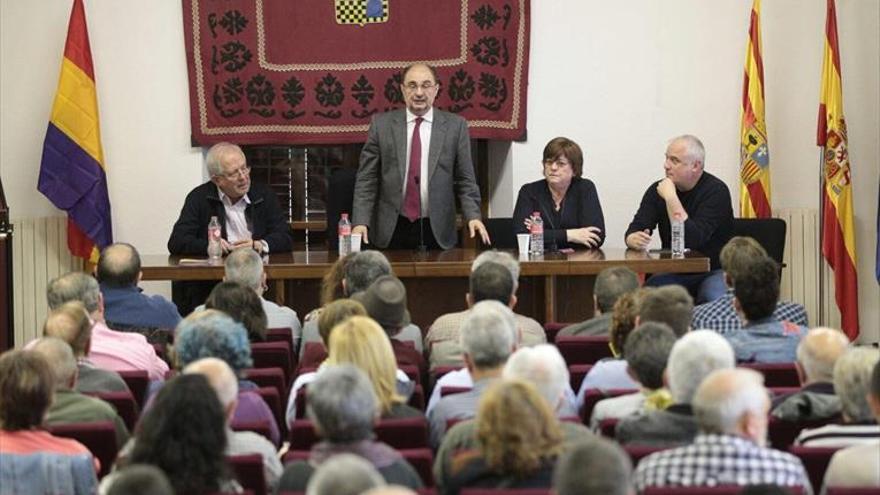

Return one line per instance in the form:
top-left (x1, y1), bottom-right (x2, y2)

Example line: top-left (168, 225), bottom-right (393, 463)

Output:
top-left (402, 117), bottom-right (423, 221)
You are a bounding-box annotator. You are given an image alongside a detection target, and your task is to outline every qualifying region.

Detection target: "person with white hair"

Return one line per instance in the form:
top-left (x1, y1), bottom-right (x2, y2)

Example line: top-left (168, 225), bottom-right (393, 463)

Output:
top-left (795, 346), bottom-right (880, 447)
top-left (616, 330), bottom-right (735, 447)
top-left (425, 250), bottom-right (545, 371)
top-left (183, 358), bottom-right (282, 489)
top-left (427, 300), bottom-right (518, 448)
top-left (634, 368), bottom-right (810, 492)
top-left (433, 344), bottom-right (591, 486)
top-left (772, 327), bottom-right (849, 422)
top-left (304, 453), bottom-right (386, 495)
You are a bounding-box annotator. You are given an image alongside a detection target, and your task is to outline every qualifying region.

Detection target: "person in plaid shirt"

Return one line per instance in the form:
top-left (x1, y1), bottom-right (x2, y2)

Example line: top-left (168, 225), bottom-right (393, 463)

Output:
top-left (633, 368), bottom-right (811, 493)
top-left (692, 236), bottom-right (807, 334)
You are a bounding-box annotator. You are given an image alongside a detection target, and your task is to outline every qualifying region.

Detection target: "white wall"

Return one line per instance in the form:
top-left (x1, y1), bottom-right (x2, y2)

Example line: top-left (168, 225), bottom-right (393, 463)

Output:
top-left (2, 0), bottom-right (877, 342)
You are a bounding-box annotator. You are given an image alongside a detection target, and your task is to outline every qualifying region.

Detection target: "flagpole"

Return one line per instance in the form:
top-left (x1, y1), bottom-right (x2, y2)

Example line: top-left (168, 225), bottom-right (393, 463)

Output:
top-left (818, 150), bottom-right (826, 327)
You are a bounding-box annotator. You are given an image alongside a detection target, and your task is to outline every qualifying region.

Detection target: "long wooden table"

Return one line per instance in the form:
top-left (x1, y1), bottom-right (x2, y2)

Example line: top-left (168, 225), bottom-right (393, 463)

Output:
top-left (140, 249), bottom-right (709, 329)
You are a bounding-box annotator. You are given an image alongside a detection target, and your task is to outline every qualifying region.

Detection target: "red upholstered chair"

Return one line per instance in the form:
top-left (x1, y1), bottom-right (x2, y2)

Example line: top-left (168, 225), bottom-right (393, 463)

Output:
top-left (228, 453), bottom-right (267, 495)
top-left (401, 448), bottom-right (435, 487)
top-left (231, 420), bottom-right (273, 441)
top-left (250, 341), bottom-right (296, 383)
top-left (440, 386), bottom-right (472, 397)
top-left (409, 384), bottom-right (426, 410)
top-left (598, 418), bottom-right (619, 438)
top-left (543, 322), bottom-right (573, 343)
top-left (282, 449), bottom-right (309, 464)
top-left (826, 489), bottom-right (880, 495)
top-left (243, 368), bottom-right (287, 404)
top-left (568, 364), bottom-right (592, 393)
top-left (116, 369), bottom-right (149, 410)
top-left (287, 419), bottom-right (321, 451)
top-left (376, 417), bottom-right (430, 449)
top-left (643, 488), bottom-right (803, 495)
top-left (461, 490), bottom-right (551, 495)
top-left (579, 388), bottom-right (638, 424)
top-left (740, 362), bottom-right (801, 387)
top-left (399, 364), bottom-right (422, 385)
top-left (86, 390), bottom-right (139, 432)
top-left (266, 327), bottom-right (293, 345)
top-left (252, 386), bottom-right (284, 436)
top-left (769, 386), bottom-right (801, 397)
top-left (789, 445), bottom-right (841, 494)
top-left (767, 416), bottom-right (842, 450)
top-left (46, 421), bottom-right (118, 478)
top-left (555, 336), bottom-right (613, 366)
top-left (297, 342), bottom-right (327, 372)
top-left (623, 445), bottom-right (669, 467)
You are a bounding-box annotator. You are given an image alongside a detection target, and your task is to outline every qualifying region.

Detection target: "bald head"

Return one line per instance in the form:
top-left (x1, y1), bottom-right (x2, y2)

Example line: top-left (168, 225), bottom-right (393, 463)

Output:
top-left (31, 337), bottom-right (78, 390)
top-left (693, 368), bottom-right (768, 441)
top-left (43, 301), bottom-right (92, 357)
top-left (182, 357), bottom-right (239, 411)
top-left (96, 243), bottom-right (141, 288)
top-left (797, 327), bottom-right (849, 384)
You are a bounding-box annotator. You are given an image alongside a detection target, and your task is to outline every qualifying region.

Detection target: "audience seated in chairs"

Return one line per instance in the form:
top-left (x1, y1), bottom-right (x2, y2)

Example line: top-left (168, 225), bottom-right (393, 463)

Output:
top-left (299, 298), bottom-right (367, 370)
top-left (553, 437), bottom-right (633, 495)
top-left (276, 365), bottom-right (423, 492)
top-left (692, 236), bottom-right (808, 334)
top-left (300, 252), bottom-right (424, 356)
top-left (183, 357), bottom-right (282, 490)
top-left (353, 275), bottom-right (427, 379)
top-left (772, 327), bottom-right (849, 422)
top-left (425, 251), bottom-right (545, 371)
top-left (0, 349), bottom-right (98, 495)
top-left (31, 337), bottom-right (129, 448)
top-left (725, 256), bottom-right (807, 364)
top-left (590, 322), bottom-right (676, 430)
top-left (795, 347), bottom-right (880, 447)
top-left (576, 288), bottom-right (649, 407)
top-left (435, 344), bottom-right (591, 487)
top-left (204, 280), bottom-right (270, 342)
top-left (285, 315), bottom-right (420, 426)
top-left (633, 368), bottom-right (810, 493)
top-left (108, 373), bottom-right (242, 494)
top-left (427, 300), bottom-right (519, 448)
top-left (303, 453), bottom-right (387, 495)
top-left (104, 464), bottom-right (173, 495)
top-left (47, 271), bottom-right (169, 381)
top-left (299, 254), bottom-right (353, 357)
top-left (822, 359), bottom-right (880, 491)
top-left (175, 310), bottom-right (281, 446)
top-left (97, 242), bottom-right (181, 335)
top-left (440, 380), bottom-right (564, 495)
top-left (557, 266), bottom-right (640, 339)
top-left (42, 301), bottom-right (129, 394)
top-left (617, 330), bottom-right (735, 447)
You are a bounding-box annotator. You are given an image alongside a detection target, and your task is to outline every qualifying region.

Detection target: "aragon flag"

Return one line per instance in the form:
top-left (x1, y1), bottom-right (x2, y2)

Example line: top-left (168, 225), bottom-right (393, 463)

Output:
top-left (739, 0), bottom-right (771, 219)
top-left (38, 0), bottom-right (112, 263)
top-left (817, 0), bottom-right (859, 339)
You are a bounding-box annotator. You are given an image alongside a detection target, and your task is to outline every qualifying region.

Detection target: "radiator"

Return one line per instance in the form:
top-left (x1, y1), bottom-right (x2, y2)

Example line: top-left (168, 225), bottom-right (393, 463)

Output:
top-left (11, 216), bottom-right (82, 347)
top-left (777, 208), bottom-right (840, 330)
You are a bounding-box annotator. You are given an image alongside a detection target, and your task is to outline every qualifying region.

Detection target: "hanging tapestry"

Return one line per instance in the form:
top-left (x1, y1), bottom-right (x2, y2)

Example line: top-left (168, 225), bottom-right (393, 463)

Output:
top-left (182, 0), bottom-right (531, 145)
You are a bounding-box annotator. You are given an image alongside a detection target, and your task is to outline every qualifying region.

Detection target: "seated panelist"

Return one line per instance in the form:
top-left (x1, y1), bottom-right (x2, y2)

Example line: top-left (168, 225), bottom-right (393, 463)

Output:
top-left (512, 137), bottom-right (605, 250)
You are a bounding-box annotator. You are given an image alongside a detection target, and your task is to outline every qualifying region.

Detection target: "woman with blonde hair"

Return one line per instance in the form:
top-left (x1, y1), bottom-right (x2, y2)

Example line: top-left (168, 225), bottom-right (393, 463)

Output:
top-left (443, 380), bottom-right (563, 494)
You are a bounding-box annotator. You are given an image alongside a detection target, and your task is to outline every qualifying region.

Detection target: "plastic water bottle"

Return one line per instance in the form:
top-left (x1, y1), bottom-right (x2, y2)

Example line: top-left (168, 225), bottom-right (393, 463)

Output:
top-left (338, 212), bottom-right (352, 255)
top-left (671, 213), bottom-right (685, 256)
top-left (529, 211), bottom-right (544, 255)
top-left (207, 216), bottom-right (222, 260)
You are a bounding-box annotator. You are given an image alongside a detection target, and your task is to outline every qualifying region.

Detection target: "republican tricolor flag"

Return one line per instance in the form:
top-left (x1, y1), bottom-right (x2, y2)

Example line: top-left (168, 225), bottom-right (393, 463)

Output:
top-left (38, 0), bottom-right (112, 263)
top-left (817, 0), bottom-right (859, 339)
top-left (739, 0), bottom-right (771, 219)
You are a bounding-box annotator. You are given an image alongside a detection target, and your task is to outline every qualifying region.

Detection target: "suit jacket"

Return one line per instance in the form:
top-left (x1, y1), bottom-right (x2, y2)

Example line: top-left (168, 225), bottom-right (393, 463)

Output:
top-left (353, 109), bottom-right (482, 249)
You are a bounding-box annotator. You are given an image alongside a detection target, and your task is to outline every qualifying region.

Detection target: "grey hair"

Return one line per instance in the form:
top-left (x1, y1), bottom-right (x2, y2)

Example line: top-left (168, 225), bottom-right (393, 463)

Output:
top-left (669, 134), bottom-right (706, 166)
top-left (205, 142), bottom-right (245, 177)
top-left (553, 437), bottom-right (633, 495)
top-left (472, 250), bottom-right (520, 284)
top-left (306, 453), bottom-right (385, 495)
top-left (594, 266), bottom-right (639, 313)
top-left (31, 337), bottom-right (78, 389)
top-left (306, 365), bottom-right (378, 442)
top-left (459, 300), bottom-right (517, 369)
top-left (623, 322), bottom-right (677, 390)
top-left (503, 344), bottom-right (569, 411)
top-left (693, 368), bottom-right (767, 435)
top-left (668, 330), bottom-right (735, 404)
top-left (796, 327), bottom-right (850, 383)
top-left (833, 346), bottom-right (880, 422)
top-left (344, 251), bottom-right (391, 295)
top-left (47, 272), bottom-right (101, 313)
top-left (224, 248), bottom-right (264, 291)
top-left (183, 357), bottom-right (239, 409)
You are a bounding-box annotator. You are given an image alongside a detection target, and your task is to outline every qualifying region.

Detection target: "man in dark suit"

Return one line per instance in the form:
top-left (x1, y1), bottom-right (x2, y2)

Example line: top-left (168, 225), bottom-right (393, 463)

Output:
top-left (352, 63), bottom-right (490, 250)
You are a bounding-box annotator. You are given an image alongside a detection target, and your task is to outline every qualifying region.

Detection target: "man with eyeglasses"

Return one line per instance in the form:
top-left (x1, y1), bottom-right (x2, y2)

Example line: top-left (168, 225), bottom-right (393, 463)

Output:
top-left (352, 63), bottom-right (490, 250)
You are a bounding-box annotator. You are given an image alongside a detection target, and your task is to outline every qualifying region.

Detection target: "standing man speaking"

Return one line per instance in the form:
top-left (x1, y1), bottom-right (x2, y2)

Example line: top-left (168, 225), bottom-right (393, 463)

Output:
top-left (352, 64), bottom-right (490, 250)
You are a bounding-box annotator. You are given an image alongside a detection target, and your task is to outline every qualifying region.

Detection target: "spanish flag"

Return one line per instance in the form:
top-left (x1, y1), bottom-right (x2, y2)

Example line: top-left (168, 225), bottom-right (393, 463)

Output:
top-left (739, 0), bottom-right (771, 219)
top-left (38, 0), bottom-right (112, 263)
top-left (817, 0), bottom-right (859, 339)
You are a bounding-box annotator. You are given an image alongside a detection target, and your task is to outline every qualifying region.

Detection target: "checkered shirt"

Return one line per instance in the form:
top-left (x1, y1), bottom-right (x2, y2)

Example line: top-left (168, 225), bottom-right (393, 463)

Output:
top-left (633, 433), bottom-right (811, 494)
top-left (692, 290), bottom-right (808, 335)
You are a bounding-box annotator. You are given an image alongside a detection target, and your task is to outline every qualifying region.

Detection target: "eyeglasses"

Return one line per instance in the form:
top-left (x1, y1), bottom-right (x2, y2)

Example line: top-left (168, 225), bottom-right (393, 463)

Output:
top-left (403, 81), bottom-right (438, 92)
top-left (217, 165), bottom-right (250, 180)
top-left (542, 158), bottom-right (571, 168)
